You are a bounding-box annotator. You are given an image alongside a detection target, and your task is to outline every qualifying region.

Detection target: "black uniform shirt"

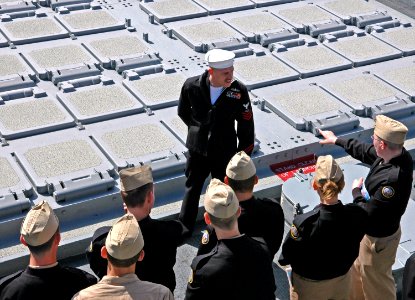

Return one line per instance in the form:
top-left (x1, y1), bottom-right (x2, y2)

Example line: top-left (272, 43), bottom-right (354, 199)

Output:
top-left (0, 264), bottom-right (97, 300)
top-left (279, 201), bottom-right (367, 281)
top-left (86, 216), bottom-right (182, 293)
top-left (197, 196), bottom-right (285, 257)
top-left (403, 252), bottom-right (415, 300)
top-left (336, 138), bottom-right (413, 237)
top-left (185, 235), bottom-right (276, 300)
top-left (178, 70), bottom-right (255, 157)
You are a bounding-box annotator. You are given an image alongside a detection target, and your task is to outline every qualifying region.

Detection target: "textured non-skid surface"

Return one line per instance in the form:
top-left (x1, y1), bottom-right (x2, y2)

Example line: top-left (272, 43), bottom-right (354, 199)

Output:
top-left (130, 73), bottom-right (186, 103)
top-left (178, 21), bottom-right (238, 42)
top-left (281, 46), bottom-right (345, 70)
top-left (3, 18), bottom-right (64, 38)
top-left (235, 56), bottom-right (293, 81)
top-left (380, 66), bottom-right (415, 91)
top-left (0, 99), bottom-right (66, 131)
top-left (28, 45), bottom-right (92, 68)
top-left (270, 87), bottom-right (341, 117)
top-left (227, 13), bottom-right (286, 33)
top-left (61, 10), bottom-right (118, 30)
top-left (329, 36), bottom-right (395, 60)
top-left (0, 55), bottom-right (27, 76)
top-left (170, 116), bottom-right (187, 135)
top-left (89, 36), bottom-right (149, 57)
top-left (321, 0), bottom-right (376, 15)
top-left (0, 157), bottom-right (20, 189)
top-left (381, 27), bottom-right (415, 49)
top-left (101, 124), bottom-right (176, 159)
top-left (326, 76), bottom-right (397, 104)
top-left (195, 0), bottom-right (251, 9)
top-left (66, 85), bottom-right (136, 115)
top-left (24, 140), bottom-right (102, 178)
top-left (278, 5), bottom-right (334, 24)
top-left (144, 0), bottom-right (205, 16)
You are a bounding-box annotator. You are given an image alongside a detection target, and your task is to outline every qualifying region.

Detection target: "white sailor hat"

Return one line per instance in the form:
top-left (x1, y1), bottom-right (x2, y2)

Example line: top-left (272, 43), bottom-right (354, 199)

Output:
top-left (205, 49), bottom-right (235, 69)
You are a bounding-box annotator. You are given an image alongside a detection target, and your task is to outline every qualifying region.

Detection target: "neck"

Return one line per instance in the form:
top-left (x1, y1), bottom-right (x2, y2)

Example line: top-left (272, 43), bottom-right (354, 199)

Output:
top-left (381, 149), bottom-right (402, 163)
top-left (215, 226), bottom-right (240, 240)
top-left (107, 263), bottom-right (135, 277)
top-left (128, 206), bottom-right (149, 222)
top-left (29, 252), bottom-right (57, 267)
top-left (235, 191), bottom-right (253, 202)
top-left (321, 197), bottom-right (339, 205)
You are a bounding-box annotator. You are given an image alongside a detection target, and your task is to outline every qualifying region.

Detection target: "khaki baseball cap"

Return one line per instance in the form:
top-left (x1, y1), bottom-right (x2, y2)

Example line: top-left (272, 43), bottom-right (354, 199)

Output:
top-left (314, 155), bottom-right (343, 183)
top-left (119, 165), bottom-right (153, 192)
top-left (374, 115), bottom-right (408, 144)
top-left (204, 179), bottom-right (239, 218)
top-left (21, 201), bottom-right (59, 247)
top-left (105, 213), bottom-right (144, 260)
top-left (226, 151), bottom-right (256, 180)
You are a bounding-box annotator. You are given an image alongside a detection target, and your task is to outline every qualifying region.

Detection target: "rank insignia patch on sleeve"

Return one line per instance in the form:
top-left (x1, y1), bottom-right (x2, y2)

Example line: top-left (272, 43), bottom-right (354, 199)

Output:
top-left (290, 224), bottom-right (299, 239)
top-left (382, 186), bottom-right (395, 198)
top-left (201, 230), bottom-right (209, 245)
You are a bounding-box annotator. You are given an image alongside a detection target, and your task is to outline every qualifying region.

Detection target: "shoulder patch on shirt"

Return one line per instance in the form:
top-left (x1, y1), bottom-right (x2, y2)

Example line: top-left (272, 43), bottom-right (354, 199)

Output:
top-left (382, 186), bottom-right (395, 198)
top-left (290, 224), bottom-right (299, 239)
top-left (201, 230), bottom-right (209, 245)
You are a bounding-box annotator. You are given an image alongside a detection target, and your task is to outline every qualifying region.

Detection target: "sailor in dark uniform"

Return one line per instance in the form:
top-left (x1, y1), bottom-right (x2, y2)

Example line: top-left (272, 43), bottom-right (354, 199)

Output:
top-left (0, 201), bottom-right (96, 300)
top-left (279, 155), bottom-right (368, 300)
top-left (403, 252), bottom-right (415, 300)
top-left (178, 49), bottom-right (255, 234)
top-left (197, 151), bottom-right (284, 258)
top-left (86, 165), bottom-right (182, 293)
top-left (320, 115), bottom-right (412, 300)
top-left (185, 179), bottom-right (276, 300)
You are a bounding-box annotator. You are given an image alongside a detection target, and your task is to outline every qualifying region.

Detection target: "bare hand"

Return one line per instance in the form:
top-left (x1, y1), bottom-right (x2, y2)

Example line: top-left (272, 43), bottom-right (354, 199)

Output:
top-left (352, 177), bottom-right (364, 190)
top-left (318, 129), bottom-right (338, 145)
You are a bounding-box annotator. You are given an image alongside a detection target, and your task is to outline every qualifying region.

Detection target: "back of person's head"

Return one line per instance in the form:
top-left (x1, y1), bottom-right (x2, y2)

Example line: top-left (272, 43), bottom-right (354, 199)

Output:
top-left (204, 179), bottom-right (240, 230)
top-left (226, 151), bottom-right (257, 193)
top-left (105, 213), bottom-right (144, 268)
top-left (20, 200), bottom-right (59, 256)
top-left (313, 155), bottom-right (345, 201)
top-left (119, 165), bottom-right (153, 208)
top-left (374, 114), bottom-right (408, 150)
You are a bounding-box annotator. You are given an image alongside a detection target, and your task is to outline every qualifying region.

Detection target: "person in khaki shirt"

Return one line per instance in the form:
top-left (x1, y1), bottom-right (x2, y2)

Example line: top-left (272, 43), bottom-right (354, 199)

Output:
top-left (73, 214), bottom-right (173, 300)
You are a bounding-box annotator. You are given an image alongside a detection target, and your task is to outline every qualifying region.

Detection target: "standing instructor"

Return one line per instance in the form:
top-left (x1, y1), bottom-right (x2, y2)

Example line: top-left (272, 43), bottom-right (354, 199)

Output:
top-left (178, 49), bottom-right (255, 234)
top-left (319, 115), bottom-right (413, 300)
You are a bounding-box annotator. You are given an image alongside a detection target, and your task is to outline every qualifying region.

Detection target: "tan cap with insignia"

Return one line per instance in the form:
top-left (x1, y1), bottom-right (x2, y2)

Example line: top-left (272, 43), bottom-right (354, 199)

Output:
top-left (21, 201), bottom-right (59, 247)
top-left (205, 49), bottom-right (235, 69)
top-left (204, 179), bottom-right (239, 218)
top-left (119, 165), bottom-right (153, 192)
top-left (106, 213), bottom-right (144, 260)
top-left (226, 151), bottom-right (256, 180)
top-left (315, 155), bottom-right (343, 183)
top-left (374, 115), bottom-right (408, 144)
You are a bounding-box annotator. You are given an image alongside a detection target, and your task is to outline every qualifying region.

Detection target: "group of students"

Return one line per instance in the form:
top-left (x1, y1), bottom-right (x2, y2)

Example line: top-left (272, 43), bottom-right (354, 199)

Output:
top-left (0, 113), bottom-right (414, 299)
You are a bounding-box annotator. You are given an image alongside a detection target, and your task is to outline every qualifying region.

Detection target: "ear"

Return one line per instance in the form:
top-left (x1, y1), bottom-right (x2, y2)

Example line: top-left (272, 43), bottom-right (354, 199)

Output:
top-left (236, 206), bottom-right (241, 218)
top-left (254, 175), bottom-right (259, 185)
top-left (204, 212), bottom-right (211, 225)
top-left (138, 250), bottom-right (145, 262)
top-left (208, 67), bottom-right (213, 75)
top-left (101, 246), bottom-right (108, 259)
top-left (312, 180), bottom-right (318, 191)
top-left (20, 235), bottom-right (28, 246)
top-left (224, 176), bottom-right (229, 185)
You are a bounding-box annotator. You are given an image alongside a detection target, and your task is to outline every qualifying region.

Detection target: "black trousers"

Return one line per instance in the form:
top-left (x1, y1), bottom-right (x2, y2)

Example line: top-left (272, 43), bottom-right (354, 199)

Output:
top-left (179, 150), bottom-right (233, 232)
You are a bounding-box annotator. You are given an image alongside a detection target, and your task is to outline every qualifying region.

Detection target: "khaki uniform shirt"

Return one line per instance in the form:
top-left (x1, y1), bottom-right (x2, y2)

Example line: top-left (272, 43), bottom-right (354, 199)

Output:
top-left (72, 274), bottom-right (173, 300)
